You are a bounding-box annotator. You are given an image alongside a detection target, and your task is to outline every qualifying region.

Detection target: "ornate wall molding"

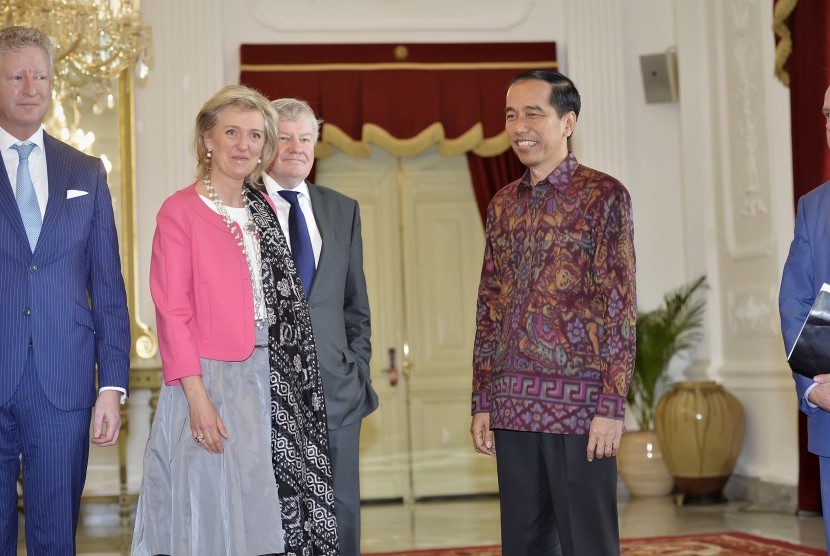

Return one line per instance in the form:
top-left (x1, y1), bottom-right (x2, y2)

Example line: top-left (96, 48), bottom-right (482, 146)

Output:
top-left (716, 0), bottom-right (774, 260)
top-left (246, 0), bottom-right (537, 32)
top-left (726, 285), bottom-right (778, 338)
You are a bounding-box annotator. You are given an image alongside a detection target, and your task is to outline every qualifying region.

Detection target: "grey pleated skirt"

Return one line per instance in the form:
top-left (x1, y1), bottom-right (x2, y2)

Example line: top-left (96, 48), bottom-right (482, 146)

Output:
top-left (132, 326), bottom-right (284, 555)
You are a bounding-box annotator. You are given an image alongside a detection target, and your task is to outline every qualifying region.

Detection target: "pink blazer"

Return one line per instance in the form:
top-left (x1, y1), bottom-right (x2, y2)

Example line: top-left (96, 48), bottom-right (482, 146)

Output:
top-left (150, 182), bottom-right (274, 385)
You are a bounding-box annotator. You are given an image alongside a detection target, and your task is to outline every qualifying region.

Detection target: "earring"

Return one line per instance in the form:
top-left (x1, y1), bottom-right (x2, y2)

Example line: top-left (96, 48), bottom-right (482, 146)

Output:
top-left (257, 158), bottom-right (262, 164)
top-left (206, 149), bottom-right (212, 160)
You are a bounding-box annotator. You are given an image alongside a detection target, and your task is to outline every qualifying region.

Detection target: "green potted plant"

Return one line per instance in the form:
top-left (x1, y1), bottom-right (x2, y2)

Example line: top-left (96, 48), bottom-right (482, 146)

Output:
top-left (618, 275), bottom-right (707, 497)
top-left (629, 275), bottom-right (708, 431)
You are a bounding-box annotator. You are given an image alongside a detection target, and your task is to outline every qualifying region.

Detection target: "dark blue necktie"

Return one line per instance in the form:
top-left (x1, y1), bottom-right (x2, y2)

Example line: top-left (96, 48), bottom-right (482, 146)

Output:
top-left (12, 143), bottom-right (41, 251)
top-left (278, 190), bottom-right (316, 293)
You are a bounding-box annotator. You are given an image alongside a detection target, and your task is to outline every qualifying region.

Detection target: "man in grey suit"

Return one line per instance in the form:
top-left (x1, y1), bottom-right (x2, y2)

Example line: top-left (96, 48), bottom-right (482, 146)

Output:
top-left (264, 97), bottom-right (378, 556)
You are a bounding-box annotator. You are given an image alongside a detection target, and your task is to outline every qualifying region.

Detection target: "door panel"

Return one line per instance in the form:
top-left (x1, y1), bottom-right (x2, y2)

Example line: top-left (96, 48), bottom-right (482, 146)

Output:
top-left (315, 147), bottom-right (498, 501)
top-left (316, 148), bottom-right (409, 500)
top-left (401, 152), bottom-right (497, 498)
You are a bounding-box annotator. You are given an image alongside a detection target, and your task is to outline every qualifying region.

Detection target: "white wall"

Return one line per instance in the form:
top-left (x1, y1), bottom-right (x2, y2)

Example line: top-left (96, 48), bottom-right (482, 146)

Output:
top-left (117, 0), bottom-right (797, 493)
top-left (219, 0), bottom-right (691, 319)
top-left (620, 0), bottom-right (686, 310)
top-left (219, 0), bottom-right (567, 84)
top-left (133, 0), bottom-right (696, 342)
top-left (676, 0), bottom-right (796, 485)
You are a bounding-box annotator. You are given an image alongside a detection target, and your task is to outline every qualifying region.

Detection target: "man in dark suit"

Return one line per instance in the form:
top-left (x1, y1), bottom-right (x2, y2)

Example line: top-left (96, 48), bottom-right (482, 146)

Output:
top-left (264, 97), bottom-right (378, 556)
top-left (780, 83), bottom-right (830, 552)
top-left (0, 26), bottom-right (130, 553)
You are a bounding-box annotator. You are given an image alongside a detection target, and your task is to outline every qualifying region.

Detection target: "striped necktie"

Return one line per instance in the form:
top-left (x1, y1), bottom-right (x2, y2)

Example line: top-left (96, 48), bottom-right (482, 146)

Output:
top-left (12, 143), bottom-right (41, 251)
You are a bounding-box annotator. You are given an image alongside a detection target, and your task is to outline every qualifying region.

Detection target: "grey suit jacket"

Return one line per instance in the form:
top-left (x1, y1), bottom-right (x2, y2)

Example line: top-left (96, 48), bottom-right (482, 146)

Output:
top-left (307, 182), bottom-right (378, 430)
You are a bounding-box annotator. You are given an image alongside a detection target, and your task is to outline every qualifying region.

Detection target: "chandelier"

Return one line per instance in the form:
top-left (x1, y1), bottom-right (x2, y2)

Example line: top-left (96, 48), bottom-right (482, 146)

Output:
top-left (2, 0), bottom-right (152, 130)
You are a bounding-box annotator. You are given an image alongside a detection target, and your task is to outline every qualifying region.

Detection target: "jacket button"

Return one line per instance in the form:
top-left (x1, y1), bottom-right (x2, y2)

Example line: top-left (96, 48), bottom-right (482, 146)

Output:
top-left (29, 264), bottom-right (37, 272)
top-left (22, 308), bottom-right (31, 316)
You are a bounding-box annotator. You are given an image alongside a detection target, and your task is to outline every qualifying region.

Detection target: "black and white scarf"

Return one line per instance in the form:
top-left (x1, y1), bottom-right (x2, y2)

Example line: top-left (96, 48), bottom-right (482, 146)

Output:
top-left (245, 186), bottom-right (339, 555)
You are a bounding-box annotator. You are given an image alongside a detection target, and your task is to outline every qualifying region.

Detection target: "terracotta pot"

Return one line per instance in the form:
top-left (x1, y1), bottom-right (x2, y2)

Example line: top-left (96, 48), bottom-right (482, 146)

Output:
top-left (618, 430), bottom-right (674, 497)
top-left (654, 380), bottom-right (744, 503)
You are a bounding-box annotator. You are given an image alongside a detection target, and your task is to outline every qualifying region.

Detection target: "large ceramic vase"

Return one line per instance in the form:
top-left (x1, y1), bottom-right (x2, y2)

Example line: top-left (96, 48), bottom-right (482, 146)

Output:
top-left (654, 381), bottom-right (744, 503)
top-left (617, 430), bottom-right (674, 497)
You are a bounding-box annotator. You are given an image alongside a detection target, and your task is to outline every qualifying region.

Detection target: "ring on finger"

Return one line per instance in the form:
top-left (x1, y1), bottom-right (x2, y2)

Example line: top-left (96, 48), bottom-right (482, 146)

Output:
top-left (195, 434), bottom-right (205, 443)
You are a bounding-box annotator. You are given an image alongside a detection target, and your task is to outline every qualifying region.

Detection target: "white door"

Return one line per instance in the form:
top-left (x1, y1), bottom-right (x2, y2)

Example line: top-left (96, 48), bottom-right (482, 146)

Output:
top-left (315, 147), bottom-right (498, 501)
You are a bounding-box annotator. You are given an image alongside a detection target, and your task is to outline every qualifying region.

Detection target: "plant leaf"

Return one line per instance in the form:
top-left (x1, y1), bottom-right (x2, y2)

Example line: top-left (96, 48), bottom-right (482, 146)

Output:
top-left (628, 275), bottom-right (707, 430)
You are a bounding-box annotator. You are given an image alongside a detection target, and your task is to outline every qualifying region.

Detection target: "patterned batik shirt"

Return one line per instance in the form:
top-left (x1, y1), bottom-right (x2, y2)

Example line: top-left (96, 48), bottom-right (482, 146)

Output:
top-left (472, 153), bottom-right (636, 435)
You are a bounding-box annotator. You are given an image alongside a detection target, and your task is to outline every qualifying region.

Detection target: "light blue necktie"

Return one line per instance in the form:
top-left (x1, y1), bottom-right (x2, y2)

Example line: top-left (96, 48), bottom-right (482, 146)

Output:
top-left (12, 143), bottom-right (41, 251)
top-left (278, 190), bottom-right (316, 294)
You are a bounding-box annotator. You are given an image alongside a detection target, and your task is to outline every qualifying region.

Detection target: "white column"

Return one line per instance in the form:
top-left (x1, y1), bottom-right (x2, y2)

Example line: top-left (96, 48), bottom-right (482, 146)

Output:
top-left (674, 0), bottom-right (721, 380)
top-left (675, 0), bottom-right (797, 489)
top-left (122, 0), bottom-right (225, 492)
top-left (562, 0), bottom-right (629, 186)
top-left (134, 0), bottom-right (225, 326)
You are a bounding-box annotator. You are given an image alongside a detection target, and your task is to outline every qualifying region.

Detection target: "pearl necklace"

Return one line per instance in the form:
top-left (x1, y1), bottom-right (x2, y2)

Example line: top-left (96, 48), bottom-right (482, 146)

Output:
top-left (202, 177), bottom-right (266, 328)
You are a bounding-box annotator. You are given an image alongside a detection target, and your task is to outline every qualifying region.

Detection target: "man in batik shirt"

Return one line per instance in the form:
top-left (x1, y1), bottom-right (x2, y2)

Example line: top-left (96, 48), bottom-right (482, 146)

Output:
top-left (470, 69), bottom-right (636, 556)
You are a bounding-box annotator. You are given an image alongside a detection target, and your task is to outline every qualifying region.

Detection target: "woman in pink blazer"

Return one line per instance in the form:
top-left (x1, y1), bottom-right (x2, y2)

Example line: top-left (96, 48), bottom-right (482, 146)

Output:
top-left (132, 85), bottom-right (339, 554)
top-left (150, 177), bottom-right (263, 384)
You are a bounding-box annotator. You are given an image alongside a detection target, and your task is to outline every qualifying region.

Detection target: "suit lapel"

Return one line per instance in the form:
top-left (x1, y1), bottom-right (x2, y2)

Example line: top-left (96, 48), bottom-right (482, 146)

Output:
top-left (40, 133), bottom-right (68, 244)
top-left (0, 150), bottom-right (29, 247)
top-left (307, 183), bottom-right (328, 299)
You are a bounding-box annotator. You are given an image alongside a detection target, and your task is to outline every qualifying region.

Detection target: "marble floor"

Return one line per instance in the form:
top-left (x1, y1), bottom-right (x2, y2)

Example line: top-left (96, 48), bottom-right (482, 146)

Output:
top-left (15, 493), bottom-right (829, 554)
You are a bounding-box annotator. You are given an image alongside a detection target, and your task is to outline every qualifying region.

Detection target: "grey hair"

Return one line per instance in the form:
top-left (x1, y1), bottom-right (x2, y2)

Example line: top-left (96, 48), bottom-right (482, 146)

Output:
top-left (271, 98), bottom-right (322, 143)
top-left (0, 26), bottom-right (55, 75)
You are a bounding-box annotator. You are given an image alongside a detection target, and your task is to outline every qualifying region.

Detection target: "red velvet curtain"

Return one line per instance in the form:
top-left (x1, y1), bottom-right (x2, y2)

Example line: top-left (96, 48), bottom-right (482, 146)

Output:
top-left (781, 1), bottom-right (830, 200)
top-left (466, 150), bottom-right (525, 221)
top-left (775, 0), bottom-right (830, 514)
top-left (239, 43), bottom-right (555, 222)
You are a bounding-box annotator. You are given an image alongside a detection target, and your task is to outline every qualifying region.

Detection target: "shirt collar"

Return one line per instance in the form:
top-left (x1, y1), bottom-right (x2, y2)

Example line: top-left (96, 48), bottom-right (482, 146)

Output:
top-left (0, 125), bottom-right (44, 154)
top-left (519, 152), bottom-right (579, 192)
top-left (263, 174), bottom-right (310, 200)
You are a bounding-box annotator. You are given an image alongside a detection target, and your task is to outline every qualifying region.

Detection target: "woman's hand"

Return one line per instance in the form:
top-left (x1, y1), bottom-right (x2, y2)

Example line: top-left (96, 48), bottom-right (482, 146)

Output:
top-left (180, 376), bottom-right (228, 454)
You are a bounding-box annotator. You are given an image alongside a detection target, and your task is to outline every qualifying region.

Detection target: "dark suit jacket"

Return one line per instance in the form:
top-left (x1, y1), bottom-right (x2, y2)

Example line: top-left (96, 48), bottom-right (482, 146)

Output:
top-left (780, 180), bottom-right (830, 457)
top-left (0, 132), bottom-right (130, 411)
top-left (307, 183), bottom-right (378, 430)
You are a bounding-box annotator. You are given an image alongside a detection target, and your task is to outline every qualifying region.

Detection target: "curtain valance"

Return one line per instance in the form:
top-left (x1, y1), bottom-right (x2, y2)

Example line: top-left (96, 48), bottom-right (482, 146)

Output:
top-left (239, 42), bottom-right (556, 159)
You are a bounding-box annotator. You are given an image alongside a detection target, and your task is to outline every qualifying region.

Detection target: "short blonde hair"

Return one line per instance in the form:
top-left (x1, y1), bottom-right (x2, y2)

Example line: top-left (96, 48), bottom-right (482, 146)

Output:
top-left (193, 85), bottom-right (278, 183)
top-left (271, 98), bottom-right (322, 143)
top-left (0, 26), bottom-right (55, 75)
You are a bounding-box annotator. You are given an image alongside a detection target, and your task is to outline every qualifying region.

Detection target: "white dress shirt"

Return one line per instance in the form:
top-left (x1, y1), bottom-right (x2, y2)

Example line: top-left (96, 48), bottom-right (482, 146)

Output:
top-left (199, 195), bottom-right (268, 322)
top-left (262, 175), bottom-right (322, 267)
top-left (0, 126), bottom-right (48, 216)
